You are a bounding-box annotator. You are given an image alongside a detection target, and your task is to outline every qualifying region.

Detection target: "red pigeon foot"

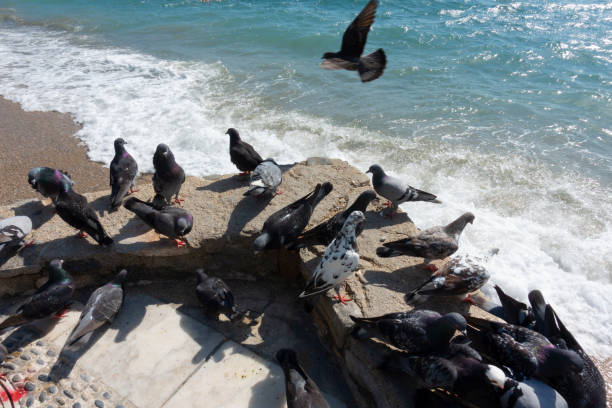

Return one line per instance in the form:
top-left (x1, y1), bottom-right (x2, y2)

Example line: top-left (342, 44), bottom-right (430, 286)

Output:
top-left (127, 188), bottom-right (140, 195)
top-left (173, 197), bottom-right (184, 205)
top-left (461, 294), bottom-right (476, 305)
top-left (53, 307), bottom-right (70, 319)
top-left (174, 239), bottom-right (187, 249)
top-left (276, 189), bottom-right (283, 195)
top-left (333, 294), bottom-right (352, 305)
top-left (24, 240), bottom-right (35, 248)
top-left (424, 264), bottom-right (438, 273)
top-left (77, 232), bottom-right (87, 238)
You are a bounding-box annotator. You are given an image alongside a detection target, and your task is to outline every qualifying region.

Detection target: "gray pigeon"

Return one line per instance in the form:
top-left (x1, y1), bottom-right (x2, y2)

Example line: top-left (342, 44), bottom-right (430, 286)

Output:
top-left (276, 349), bottom-right (330, 408)
top-left (366, 164), bottom-right (439, 215)
top-left (66, 270), bottom-right (126, 348)
top-left (350, 310), bottom-right (467, 354)
top-left (407, 254), bottom-right (490, 304)
top-left (501, 378), bottom-right (569, 408)
top-left (124, 197), bottom-right (193, 248)
top-left (28, 167), bottom-right (74, 200)
top-left (109, 138), bottom-right (139, 211)
top-left (153, 144), bottom-right (185, 206)
top-left (0, 216), bottom-right (32, 251)
top-left (244, 159), bottom-right (282, 197)
top-left (377, 212), bottom-right (475, 264)
top-left (299, 211), bottom-right (365, 304)
top-left (0, 259), bottom-right (74, 330)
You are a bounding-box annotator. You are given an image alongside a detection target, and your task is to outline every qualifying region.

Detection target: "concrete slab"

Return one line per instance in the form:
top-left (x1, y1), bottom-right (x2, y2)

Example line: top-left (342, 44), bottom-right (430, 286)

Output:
top-left (71, 294), bottom-right (226, 408)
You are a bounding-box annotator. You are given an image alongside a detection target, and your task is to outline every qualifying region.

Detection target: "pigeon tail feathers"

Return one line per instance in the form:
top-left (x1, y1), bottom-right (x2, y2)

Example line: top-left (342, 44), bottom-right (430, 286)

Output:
top-left (358, 49), bottom-right (386, 83)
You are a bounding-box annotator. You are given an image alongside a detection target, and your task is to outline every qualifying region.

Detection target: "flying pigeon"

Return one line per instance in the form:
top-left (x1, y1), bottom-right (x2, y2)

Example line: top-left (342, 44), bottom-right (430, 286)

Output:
top-left (153, 143), bottom-right (185, 206)
top-left (195, 269), bottom-right (238, 320)
top-left (226, 128), bottom-right (263, 175)
top-left (526, 291), bottom-right (606, 408)
top-left (366, 164), bottom-right (440, 215)
top-left (54, 180), bottom-right (113, 246)
top-left (254, 182), bottom-right (333, 252)
top-left (109, 138), bottom-right (139, 211)
top-left (276, 349), bottom-right (330, 408)
top-left (376, 212), bottom-right (474, 265)
top-left (66, 269), bottom-right (126, 348)
top-left (320, 0), bottom-right (386, 83)
top-left (299, 211), bottom-right (365, 304)
top-left (0, 259), bottom-right (74, 331)
top-left (294, 190), bottom-right (376, 249)
top-left (0, 216), bottom-right (32, 252)
top-left (407, 255), bottom-right (490, 304)
top-left (350, 310), bottom-right (467, 354)
top-left (124, 197), bottom-right (193, 248)
top-left (244, 159), bottom-right (282, 197)
top-left (465, 316), bottom-right (583, 381)
top-left (28, 167), bottom-right (74, 200)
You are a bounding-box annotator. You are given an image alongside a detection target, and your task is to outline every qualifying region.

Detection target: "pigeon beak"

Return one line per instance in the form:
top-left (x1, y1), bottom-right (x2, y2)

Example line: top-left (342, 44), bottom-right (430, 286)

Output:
top-left (365, 170), bottom-right (371, 174)
top-left (163, 151), bottom-right (168, 156)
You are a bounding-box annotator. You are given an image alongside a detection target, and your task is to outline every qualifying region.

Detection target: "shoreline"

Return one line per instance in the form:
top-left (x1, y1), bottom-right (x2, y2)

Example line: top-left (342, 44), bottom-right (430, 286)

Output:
top-left (0, 96), bottom-right (109, 205)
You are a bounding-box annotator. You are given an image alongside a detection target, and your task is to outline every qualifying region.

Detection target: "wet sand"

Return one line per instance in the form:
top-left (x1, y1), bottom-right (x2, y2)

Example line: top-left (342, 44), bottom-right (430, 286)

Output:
top-left (0, 96), bottom-right (109, 205)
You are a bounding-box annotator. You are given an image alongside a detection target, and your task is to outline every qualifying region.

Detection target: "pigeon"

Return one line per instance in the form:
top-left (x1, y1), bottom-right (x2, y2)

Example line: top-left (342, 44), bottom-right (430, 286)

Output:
top-left (299, 211), bottom-right (365, 304)
top-left (294, 190), bottom-right (376, 249)
top-left (54, 180), bottom-right (113, 246)
top-left (406, 255), bottom-right (490, 304)
top-left (244, 159), bottom-right (282, 197)
top-left (0, 216), bottom-right (32, 252)
top-left (526, 291), bottom-right (606, 408)
top-left (153, 143), bottom-right (185, 206)
top-left (276, 349), bottom-right (330, 408)
top-left (494, 285), bottom-right (536, 329)
top-left (109, 138), bottom-right (139, 211)
top-left (0, 344), bottom-right (7, 364)
top-left (65, 269), bottom-right (126, 348)
top-left (195, 269), bottom-right (238, 320)
top-left (376, 212), bottom-right (475, 264)
top-left (226, 128), bottom-right (263, 175)
top-left (465, 316), bottom-right (584, 381)
top-left (320, 0), bottom-right (386, 83)
top-left (254, 182), bottom-right (333, 252)
top-left (124, 197), bottom-right (193, 248)
top-left (28, 167), bottom-right (74, 200)
top-left (350, 310), bottom-right (467, 354)
top-left (0, 259), bottom-right (74, 331)
top-left (366, 164), bottom-right (440, 215)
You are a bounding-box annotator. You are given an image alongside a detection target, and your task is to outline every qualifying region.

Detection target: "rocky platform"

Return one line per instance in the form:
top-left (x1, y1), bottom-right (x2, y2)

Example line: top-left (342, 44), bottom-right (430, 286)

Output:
top-left (3, 158), bottom-right (603, 407)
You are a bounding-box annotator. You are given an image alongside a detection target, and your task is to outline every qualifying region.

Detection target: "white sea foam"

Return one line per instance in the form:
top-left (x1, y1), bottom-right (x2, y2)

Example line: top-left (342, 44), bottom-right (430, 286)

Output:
top-left (1, 25), bottom-right (611, 357)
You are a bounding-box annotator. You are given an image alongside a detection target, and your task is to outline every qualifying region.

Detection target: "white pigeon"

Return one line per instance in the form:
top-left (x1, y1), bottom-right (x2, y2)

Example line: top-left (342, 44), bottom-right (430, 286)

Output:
top-left (244, 159), bottom-right (282, 197)
top-left (299, 211), bottom-right (365, 304)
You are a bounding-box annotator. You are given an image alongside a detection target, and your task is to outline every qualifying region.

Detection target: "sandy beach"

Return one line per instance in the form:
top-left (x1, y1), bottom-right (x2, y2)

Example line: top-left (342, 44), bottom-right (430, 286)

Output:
top-left (0, 96), bottom-right (109, 205)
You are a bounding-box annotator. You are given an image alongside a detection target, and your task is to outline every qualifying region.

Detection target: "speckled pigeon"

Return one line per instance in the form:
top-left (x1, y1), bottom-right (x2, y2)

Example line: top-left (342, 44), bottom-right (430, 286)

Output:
top-left (294, 190), bottom-right (376, 249)
top-left (153, 143), bottom-right (185, 206)
top-left (366, 164), bottom-right (440, 214)
top-left (226, 128), bottom-right (263, 174)
top-left (109, 138), bottom-right (138, 211)
top-left (350, 310), bottom-right (467, 354)
top-left (276, 348), bottom-right (330, 408)
top-left (377, 212), bottom-right (474, 263)
top-left (124, 197), bottom-right (193, 248)
top-left (54, 180), bottom-right (113, 246)
top-left (66, 269), bottom-right (126, 348)
top-left (299, 211), bottom-right (365, 304)
top-left (0, 259), bottom-right (74, 331)
top-left (407, 254), bottom-right (490, 304)
top-left (320, 0), bottom-right (386, 83)
top-left (28, 167), bottom-right (74, 200)
top-left (244, 159), bottom-right (282, 197)
top-left (254, 182), bottom-right (333, 252)
top-left (465, 316), bottom-right (584, 381)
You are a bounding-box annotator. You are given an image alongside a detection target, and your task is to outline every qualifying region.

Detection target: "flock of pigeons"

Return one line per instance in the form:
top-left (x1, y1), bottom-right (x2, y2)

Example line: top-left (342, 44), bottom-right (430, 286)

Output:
top-left (0, 1), bottom-right (607, 407)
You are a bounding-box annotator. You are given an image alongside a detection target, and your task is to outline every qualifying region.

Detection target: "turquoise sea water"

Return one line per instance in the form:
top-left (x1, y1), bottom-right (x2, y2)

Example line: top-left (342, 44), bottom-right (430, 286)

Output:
top-left (0, 0), bottom-right (611, 355)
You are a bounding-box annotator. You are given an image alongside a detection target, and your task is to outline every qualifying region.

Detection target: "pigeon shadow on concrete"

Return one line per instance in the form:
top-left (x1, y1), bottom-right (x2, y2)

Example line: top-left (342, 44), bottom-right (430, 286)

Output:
top-left (117, 216), bottom-right (152, 240)
top-left (196, 175), bottom-right (248, 193)
top-left (0, 318), bottom-right (63, 354)
top-left (87, 195), bottom-right (112, 218)
top-left (48, 326), bottom-right (107, 381)
top-left (361, 209), bottom-right (411, 231)
top-left (225, 195), bottom-right (273, 237)
top-left (11, 199), bottom-right (55, 230)
top-left (112, 293), bottom-right (154, 344)
top-left (247, 370), bottom-right (285, 408)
